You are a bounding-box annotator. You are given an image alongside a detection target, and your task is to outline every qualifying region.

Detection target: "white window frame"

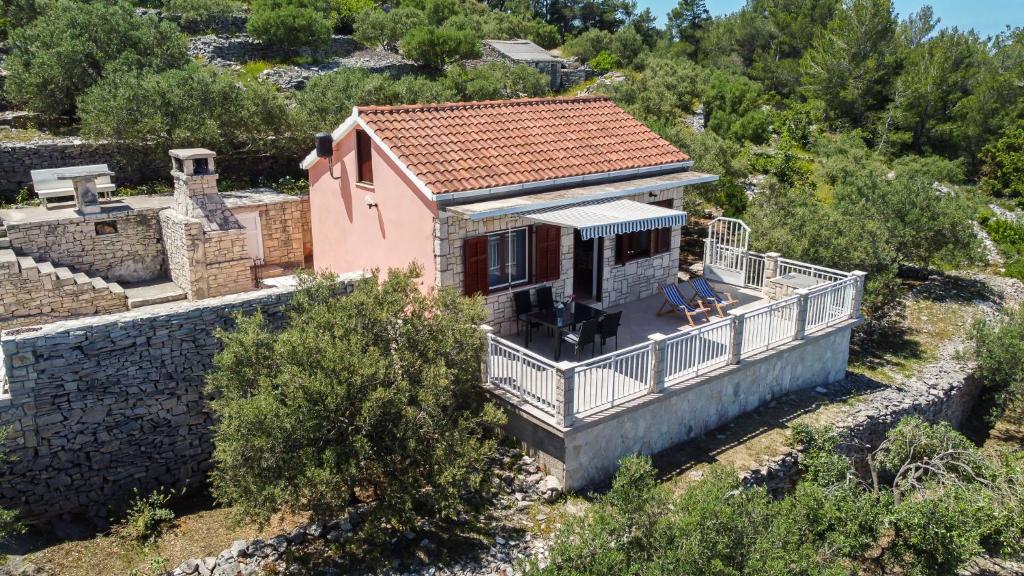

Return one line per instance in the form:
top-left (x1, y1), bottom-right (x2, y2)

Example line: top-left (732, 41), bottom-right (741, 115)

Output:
top-left (486, 227), bottom-right (530, 290)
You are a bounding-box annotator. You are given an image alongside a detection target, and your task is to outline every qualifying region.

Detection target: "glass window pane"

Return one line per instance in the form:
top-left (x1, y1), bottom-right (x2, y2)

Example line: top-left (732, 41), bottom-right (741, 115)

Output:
top-left (509, 229), bottom-right (527, 283)
top-left (487, 234), bottom-right (504, 288)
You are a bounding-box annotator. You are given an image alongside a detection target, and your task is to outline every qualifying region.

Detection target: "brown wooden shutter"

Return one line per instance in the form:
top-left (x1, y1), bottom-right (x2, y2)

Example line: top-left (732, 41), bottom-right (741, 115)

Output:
top-left (652, 199), bottom-right (673, 255)
top-left (463, 236), bottom-right (489, 296)
top-left (356, 130), bottom-right (373, 184)
top-left (534, 225), bottom-right (561, 283)
top-left (615, 234), bottom-right (626, 265)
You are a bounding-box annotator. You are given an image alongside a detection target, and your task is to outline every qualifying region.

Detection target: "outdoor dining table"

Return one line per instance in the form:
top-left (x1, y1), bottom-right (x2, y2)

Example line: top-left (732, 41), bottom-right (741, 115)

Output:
top-left (523, 308), bottom-right (576, 361)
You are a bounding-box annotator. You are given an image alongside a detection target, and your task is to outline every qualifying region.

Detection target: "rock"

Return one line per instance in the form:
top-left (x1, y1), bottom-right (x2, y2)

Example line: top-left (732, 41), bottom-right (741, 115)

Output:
top-left (229, 539), bottom-right (248, 559)
top-left (198, 557), bottom-right (216, 576)
top-left (306, 521), bottom-right (325, 538)
top-left (175, 559), bottom-right (200, 575)
top-left (539, 475), bottom-right (562, 503)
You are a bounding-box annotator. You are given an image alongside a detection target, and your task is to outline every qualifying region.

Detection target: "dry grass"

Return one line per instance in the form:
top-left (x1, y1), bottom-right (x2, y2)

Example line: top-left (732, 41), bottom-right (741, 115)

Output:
top-left (24, 506), bottom-right (306, 576)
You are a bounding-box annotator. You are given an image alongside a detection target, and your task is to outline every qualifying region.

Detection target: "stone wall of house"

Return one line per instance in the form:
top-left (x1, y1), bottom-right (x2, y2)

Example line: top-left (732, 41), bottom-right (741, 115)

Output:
top-left (600, 187), bottom-right (683, 307)
top-left (0, 251), bottom-right (128, 331)
top-left (4, 209), bottom-right (167, 283)
top-left (224, 192), bottom-right (307, 269)
top-left (435, 211), bottom-right (574, 336)
top-left (0, 275), bottom-right (363, 522)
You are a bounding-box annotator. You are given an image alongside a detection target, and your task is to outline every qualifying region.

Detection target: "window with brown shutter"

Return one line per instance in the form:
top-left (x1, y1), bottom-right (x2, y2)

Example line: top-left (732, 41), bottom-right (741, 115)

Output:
top-left (651, 199), bottom-right (673, 255)
top-left (614, 199), bottom-right (675, 263)
top-left (463, 236), bottom-right (489, 296)
top-left (533, 225), bottom-right (561, 283)
top-left (356, 130), bottom-right (373, 184)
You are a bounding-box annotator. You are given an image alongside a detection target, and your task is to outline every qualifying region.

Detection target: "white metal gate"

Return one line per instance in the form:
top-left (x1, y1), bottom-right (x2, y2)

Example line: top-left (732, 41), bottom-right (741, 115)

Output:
top-left (703, 217), bottom-right (750, 286)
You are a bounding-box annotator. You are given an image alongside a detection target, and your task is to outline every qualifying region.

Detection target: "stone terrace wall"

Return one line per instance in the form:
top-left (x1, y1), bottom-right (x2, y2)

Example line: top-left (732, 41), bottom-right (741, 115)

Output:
top-left (0, 275), bottom-right (362, 521)
top-left (0, 140), bottom-right (160, 196)
top-left (224, 191), bottom-right (307, 269)
top-left (4, 209), bottom-right (167, 283)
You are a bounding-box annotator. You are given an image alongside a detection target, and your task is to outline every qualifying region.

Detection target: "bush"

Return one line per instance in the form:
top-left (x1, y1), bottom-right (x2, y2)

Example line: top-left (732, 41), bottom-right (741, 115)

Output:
top-left (587, 50), bottom-right (619, 73)
top-left (3, 0), bottom-right (187, 117)
top-left (78, 63), bottom-right (301, 164)
top-left (527, 20), bottom-right (561, 49)
top-left (981, 126), bottom-right (1024, 199)
top-left (971, 304), bottom-right (1024, 424)
top-left (533, 419), bottom-right (1024, 576)
top-left (112, 487), bottom-right (178, 544)
top-left (207, 268), bottom-right (505, 529)
top-left (247, 0), bottom-right (331, 51)
top-left (327, 0), bottom-right (375, 33)
top-left (163, 0), bottom-right (241, 27)
top-left (562, 28), bottom-right (613, 64)
top-left (400, 26), bottom-right (481, 69)
top-left (609, 27), bottom-right (646, 68)
top-left (353, 7), bottom-right (426, 52)
top-left (445, 61), bottom-right (550, 100)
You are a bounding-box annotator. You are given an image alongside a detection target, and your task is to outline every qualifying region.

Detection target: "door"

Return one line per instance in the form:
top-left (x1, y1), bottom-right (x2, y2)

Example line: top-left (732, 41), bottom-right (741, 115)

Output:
top-left (236, 211), bottom-right (265, 260)
top-left (573, 231), bottom-right (603, 302)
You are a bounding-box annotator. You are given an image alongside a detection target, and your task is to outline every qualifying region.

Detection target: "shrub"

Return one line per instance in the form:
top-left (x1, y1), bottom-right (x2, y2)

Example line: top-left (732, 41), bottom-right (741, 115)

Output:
top-left (327, 0), bottom-right (375, 33)
top-left (400, 26), bottom-right (481, 69)
top-left (78, 63), bottom-right (301, 164)
top-left (562, 28), bottom-right (612, 64)
top-left (609, 26), bottom-right (645, 68)
top-left (588, 50), bottom-right (619, 72)
top-left (247, 0), bottom-right (331, 51)
top-left (3, 0), bottom-right (187, 117)
top-left (971, 304), bottom-right (1024, 424)
top-left (527, 20), bottom-right (561, 49)
top-left (112, 487), bottom-right (178, 544)
top-left (445, 61), bottom-right (550, 100)
top-left (163, 0), bottom-right (241, 27)
top-left (353, 7), bottom-right (426, 52)
top-left (207, 268), bottom-right (505, 529)
top-left (981, 126), bottom-right (1024, 199)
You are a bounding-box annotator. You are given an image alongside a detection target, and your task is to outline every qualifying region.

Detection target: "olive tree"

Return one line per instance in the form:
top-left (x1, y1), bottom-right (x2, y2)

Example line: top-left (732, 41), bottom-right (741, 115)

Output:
top-left (3, 0), bottom-right (186, 117)
top-left (207, 267), bottom-right (505, 530)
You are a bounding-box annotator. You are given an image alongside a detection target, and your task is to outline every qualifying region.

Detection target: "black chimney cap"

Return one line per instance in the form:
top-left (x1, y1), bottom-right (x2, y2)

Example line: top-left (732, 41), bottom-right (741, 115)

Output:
top-left (315, 133), bottom-right (333, 158)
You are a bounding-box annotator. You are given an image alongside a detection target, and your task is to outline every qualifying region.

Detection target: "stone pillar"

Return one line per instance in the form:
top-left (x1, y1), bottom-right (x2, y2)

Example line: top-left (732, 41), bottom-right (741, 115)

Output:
top-left (728, 311), bottom-right (745, 364)
top-left (763, 251), bottom-right (782, 297)
top-left (479, 324), bottom-right (494, 384)
top-left (851, 270), bottom-right (868, 319)
top-left (794, 288), bottom-right (810, 340)
top-left (555, 361), bottom-right (576, 428)
top-left (647, 333), bottom-right (668, 393)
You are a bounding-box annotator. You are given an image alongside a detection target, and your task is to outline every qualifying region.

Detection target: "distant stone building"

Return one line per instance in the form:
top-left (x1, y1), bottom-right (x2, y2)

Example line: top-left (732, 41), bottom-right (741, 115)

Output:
top-left (482, 39), bottom-right (564, 90)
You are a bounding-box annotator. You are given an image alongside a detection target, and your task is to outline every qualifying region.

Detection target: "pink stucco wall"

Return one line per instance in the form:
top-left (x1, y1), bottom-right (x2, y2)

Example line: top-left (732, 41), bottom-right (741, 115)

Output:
top-left (308, 130), bottom-right (438, 285)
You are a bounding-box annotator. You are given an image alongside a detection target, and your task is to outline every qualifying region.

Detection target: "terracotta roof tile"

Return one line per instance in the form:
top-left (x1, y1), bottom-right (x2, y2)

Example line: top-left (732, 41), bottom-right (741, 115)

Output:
top-left (357, 96), bottom-right (690, 195)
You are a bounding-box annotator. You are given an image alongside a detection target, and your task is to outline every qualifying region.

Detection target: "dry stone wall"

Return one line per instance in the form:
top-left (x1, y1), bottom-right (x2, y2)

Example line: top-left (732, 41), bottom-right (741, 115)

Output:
top-left (4, 209), bottom-right (167, 283)
top-left (223, 191), bottom-right (307, 268)
top-left (0, 275), bottom-right (362, 521)
top-left (0, 140), bottom-right (160, 196)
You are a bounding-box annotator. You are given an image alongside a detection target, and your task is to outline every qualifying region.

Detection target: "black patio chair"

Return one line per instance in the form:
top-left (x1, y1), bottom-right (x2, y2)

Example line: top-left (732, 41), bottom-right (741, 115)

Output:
top-left (536, 285), bottom-right (555, 311)
top-left (599, 310), bottom-right (622, 352)
top-left (512, 289), bottom-right (537, 337)
top-left (562, 318), bottom-right (599, 360)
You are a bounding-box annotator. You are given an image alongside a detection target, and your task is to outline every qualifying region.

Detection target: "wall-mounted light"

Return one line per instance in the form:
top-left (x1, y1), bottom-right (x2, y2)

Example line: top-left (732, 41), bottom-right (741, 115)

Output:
top-left (314, 133), bottom-right (341, 180)
top-left (365, 194), bottom-right (378, 209)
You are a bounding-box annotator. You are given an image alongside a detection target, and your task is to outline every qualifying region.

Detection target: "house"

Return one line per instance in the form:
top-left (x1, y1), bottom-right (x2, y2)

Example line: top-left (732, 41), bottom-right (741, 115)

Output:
top-left (301, 96), bottom-right (866, 490)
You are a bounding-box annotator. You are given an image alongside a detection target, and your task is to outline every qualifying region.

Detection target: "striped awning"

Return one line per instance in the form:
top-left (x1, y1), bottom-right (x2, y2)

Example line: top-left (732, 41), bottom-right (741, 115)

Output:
top-left (523, 199), bottom-right (688, 241)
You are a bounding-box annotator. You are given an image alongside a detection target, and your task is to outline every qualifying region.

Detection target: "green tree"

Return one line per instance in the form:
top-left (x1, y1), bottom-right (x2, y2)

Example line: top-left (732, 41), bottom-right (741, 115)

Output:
top-left (164, 0), bottom-right (242, 29)
top-left (562, 28), bottom-right (613, 63)
top-left (609, 26), bottom-right (646, 67)
top-left (980, 126), bottom-right (1024, 199)
top-left (327, 0), bottom-right (376, 33)
top-left (703, 69), bottom-right (771, 144)
top-left (207, 268), bottom-right (504, 529)
top-left (400, 26), bottom-right (481, 69)
top-left (0, 0), bottom-right (42, 41)
top-left (3, 0), bottom-right (186, 117)
top-left (665, 0), bottom-right (709, 53)
top-left (801, 0), bottom-right (899, 129)
top-left (604, 55), bottom-right (706, 123)
top-left (247, 0), bottom-right (332, 50)
top-left (353, 7), bottom-right (427, 52)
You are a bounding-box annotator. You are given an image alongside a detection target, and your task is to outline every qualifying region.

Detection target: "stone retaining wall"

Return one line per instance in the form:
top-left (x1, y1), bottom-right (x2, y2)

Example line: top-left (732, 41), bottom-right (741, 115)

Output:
top-left (187, 34), bottom-right (361, 66)
top-left (0, 275), bottom-right (362, 521)
top-left (4, 209), bottom-right (167, 283)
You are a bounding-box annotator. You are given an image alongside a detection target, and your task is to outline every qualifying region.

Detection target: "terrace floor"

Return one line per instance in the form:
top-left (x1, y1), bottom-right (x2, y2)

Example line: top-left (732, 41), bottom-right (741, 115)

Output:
top-left (511, 280), bottom-right (769, 363)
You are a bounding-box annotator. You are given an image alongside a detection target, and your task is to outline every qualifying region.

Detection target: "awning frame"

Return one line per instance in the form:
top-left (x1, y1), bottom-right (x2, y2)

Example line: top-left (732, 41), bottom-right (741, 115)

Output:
top-left (523, 198), bottom-right (688, 241)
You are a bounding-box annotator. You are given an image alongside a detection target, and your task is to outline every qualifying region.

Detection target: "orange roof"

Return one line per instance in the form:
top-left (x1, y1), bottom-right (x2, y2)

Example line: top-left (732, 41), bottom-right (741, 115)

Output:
top-left (357, 96), bottom-right (691, 196)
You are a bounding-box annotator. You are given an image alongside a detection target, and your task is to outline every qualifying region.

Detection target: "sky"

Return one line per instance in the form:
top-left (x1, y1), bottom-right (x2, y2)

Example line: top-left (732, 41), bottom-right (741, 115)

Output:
top-left (640, 0), bottom-right (1022, 38)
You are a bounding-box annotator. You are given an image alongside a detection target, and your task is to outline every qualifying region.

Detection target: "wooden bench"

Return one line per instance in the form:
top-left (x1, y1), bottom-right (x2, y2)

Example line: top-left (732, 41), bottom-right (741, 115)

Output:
top-left (31, 165), bottom-right (117, 207)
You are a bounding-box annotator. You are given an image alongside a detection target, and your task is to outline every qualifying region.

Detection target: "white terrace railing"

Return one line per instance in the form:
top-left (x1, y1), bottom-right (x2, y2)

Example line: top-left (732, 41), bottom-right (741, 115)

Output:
top-left (483, 261), bottom-right (866, 428)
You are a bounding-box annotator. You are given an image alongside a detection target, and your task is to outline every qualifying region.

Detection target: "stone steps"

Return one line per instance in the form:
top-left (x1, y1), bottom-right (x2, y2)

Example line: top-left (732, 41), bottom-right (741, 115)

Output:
top-left (0, 249), bottom-right (127, 304)
top-left (124, 281), bottom-right (187, 309)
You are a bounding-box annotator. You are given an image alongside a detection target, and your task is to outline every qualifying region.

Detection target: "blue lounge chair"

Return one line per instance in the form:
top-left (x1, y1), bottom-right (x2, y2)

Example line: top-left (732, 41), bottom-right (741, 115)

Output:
top-left (690, 277), bottom-right (738, 317)
top-left (657, 284), bottom-right (710, 326)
